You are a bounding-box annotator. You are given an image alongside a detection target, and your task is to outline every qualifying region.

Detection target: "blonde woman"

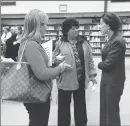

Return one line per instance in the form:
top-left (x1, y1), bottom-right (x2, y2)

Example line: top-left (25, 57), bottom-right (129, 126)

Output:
top-left (18, 9), bottom-right (72, 126)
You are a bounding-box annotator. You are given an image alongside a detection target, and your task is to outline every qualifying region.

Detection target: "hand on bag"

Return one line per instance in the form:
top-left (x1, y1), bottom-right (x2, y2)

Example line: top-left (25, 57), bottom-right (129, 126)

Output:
top-left (58, 60), bottom-right (73, 73)
top-left (0, 58), bottom-right (15, 73)
top-left (1, 57), bottom-right (15, 63)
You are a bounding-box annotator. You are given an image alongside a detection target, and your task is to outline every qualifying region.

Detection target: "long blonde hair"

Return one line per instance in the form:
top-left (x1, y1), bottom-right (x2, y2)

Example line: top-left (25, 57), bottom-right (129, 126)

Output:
top-left (20, 9), bottom-right (48, 43)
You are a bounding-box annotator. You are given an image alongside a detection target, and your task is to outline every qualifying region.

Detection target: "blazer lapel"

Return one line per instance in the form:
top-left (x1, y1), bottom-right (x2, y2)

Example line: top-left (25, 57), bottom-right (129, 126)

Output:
top-left (102, 32), bottom-right (122, 53)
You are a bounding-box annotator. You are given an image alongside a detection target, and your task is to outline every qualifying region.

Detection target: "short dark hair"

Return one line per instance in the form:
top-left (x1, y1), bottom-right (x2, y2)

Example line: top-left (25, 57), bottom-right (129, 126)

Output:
top-left (62, 17), bottom-right (79, 37)
top-left (4, 27), bottom-right (9, 31)
top-left (101, 12), bottom-right (122, 32)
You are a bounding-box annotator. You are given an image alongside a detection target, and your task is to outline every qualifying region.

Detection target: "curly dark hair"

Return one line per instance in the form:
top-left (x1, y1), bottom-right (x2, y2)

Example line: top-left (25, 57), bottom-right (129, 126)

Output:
top-left (61, 17), bottom-right (79, 42)
top-left (101, 12), bottom-right (122, 32)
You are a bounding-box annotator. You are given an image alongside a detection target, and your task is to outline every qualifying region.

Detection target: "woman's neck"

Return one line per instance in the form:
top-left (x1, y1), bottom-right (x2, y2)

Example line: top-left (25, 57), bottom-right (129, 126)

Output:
top-left (108, 30), bottom-right (114, 40)
top-left (67, 36), bottom-right (77, 44)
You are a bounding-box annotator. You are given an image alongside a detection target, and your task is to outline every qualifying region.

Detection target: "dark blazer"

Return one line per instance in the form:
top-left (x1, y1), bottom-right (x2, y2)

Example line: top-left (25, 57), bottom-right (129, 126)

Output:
top-left (98, 32), bottom-right (126, 88)
top-left (6, 33), bottom-right (17, 60)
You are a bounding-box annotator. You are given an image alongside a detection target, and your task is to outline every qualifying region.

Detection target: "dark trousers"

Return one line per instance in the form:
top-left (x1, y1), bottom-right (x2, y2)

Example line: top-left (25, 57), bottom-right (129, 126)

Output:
top-left (58, 78), bottom-right (87, 126)
top-left (100, 83), bottom-right (123, 126)
top-left (24, 99), bottom-right (50, 126)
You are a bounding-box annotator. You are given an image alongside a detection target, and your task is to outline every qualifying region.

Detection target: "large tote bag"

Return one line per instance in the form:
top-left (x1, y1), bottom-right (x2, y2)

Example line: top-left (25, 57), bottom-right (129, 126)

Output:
top-left (1, 41), bottom-right (52, 103)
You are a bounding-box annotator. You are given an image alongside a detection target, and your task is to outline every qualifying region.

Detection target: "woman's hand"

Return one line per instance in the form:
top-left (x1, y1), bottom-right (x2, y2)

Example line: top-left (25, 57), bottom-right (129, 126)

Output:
top-left (58, 60), bottom-right (73, 73)
top-left (1, 57), bottom-right (15, 68)
top-left (56, 53), bottom-right (66, 61)
top-left (1, 57), bottom-right (15, 63)
top-left (53, 54), bottom-right (66, 66)
top-left (0, 57), bottom-right (15, 74)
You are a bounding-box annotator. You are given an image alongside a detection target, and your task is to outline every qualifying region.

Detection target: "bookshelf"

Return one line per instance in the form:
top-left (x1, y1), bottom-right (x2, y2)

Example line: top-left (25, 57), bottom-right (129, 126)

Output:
top-left (44, 24), bottom-right (60, 41)
top-left (77, 22), bottom-right (130, 56)
top-left (122, 23), bottom-right (130, 56)
top-left (1, 18), bottom-right (130, 56)
top-left (78, 23), bottom-right (106, 55)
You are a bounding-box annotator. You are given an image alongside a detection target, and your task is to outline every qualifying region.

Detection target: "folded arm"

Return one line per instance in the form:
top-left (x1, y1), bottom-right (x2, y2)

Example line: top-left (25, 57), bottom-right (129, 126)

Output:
top-left (98, 41), bottom-right (125, 71)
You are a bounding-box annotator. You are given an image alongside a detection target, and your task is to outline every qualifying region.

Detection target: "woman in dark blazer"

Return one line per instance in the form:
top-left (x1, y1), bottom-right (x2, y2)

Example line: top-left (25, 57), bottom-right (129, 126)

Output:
top-left (98, 12), bottom-right (126, 126)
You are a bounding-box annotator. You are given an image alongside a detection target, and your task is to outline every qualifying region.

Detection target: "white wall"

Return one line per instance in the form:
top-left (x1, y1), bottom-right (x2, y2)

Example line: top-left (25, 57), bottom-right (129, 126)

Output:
top-left (2, 1), bottom-right (130, 15)
top-left (107, 1), bottom-right (130, 12)
top-left (1, 1), bottom-right (104, 14)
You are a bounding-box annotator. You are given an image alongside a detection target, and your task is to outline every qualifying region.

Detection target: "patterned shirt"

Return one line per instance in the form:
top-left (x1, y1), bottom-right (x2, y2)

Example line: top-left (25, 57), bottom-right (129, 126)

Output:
top-left (70, 41), bottom-right (85, 83)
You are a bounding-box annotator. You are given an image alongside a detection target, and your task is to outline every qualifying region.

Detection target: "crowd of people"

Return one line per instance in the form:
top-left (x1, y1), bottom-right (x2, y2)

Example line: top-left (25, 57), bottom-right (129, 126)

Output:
top-left (1, 26), bottom-right (23, 61)
top-left (1, 9), bottom-right (126, 126)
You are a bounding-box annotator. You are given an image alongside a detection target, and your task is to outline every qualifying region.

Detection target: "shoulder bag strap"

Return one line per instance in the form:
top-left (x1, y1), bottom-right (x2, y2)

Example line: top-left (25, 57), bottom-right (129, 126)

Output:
top-left (16, 40), bottom-right (28, 70)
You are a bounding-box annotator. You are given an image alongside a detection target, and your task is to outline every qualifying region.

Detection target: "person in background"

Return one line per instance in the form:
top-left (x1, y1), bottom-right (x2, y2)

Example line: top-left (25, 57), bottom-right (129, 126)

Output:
top-left (5, 27), bottom-right (17, 61)
top-left (16, 26), bottom-right (23, 40)
top-left (53, 17), bottom-right (97, 126)
top-left (1, 26), bottom-right (12, 44)
top-left (98, 12), bottom-right (126, 126)
top-left (12, 26), bottom-right (23, 60)
top-left (1, 27), bottom-right (12, 57)
top-left (18, 9), bottom-right (72, 126)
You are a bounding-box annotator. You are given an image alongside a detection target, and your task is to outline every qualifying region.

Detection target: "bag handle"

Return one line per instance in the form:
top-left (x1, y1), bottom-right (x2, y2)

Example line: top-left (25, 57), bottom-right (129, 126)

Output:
top-left (16, 40), bottom-right (28, 70)
top-left (18, 40), bottom-right (28, 63)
